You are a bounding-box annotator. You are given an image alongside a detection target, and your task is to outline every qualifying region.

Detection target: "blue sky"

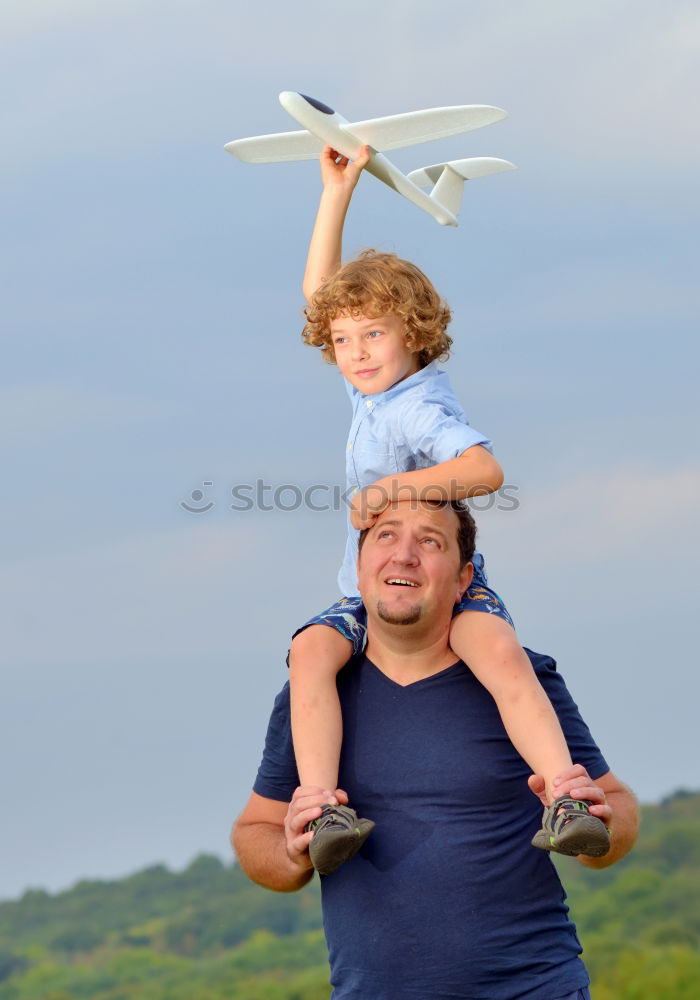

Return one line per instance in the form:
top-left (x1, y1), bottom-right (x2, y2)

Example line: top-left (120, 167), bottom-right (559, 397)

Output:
top-left (2, 0), bottom-right (699, 900)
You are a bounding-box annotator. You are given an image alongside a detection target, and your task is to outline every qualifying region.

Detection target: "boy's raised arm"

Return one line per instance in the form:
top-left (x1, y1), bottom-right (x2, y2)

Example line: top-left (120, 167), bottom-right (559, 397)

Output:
top-left (302, 144), bottom-right (370, 304)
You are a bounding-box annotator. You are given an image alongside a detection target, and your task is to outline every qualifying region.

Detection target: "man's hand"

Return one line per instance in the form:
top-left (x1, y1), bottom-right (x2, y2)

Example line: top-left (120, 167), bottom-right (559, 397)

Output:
top-left (528, 764), bottom-right (639, 868)
top-left (284, 785), bottom-right (349, 867)
top-left (320, 144), bottom-right (371, 193)
top-left (528, 763), bottom-right (612, 825)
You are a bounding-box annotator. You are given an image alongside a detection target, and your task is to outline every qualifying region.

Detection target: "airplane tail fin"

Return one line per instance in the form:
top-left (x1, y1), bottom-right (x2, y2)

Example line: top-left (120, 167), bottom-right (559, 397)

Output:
top-left (407, 157), bottom-right (516, 219)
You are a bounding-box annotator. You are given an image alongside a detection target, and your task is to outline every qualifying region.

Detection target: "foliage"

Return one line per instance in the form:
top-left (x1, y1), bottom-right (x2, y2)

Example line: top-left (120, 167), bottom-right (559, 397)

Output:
top-left (0, 792), bottom-right (698, 999)
top-left (553, 788), bottom-right (700, 998)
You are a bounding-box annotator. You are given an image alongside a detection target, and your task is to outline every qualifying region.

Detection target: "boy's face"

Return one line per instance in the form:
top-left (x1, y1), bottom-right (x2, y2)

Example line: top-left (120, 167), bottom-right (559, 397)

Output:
top-left (329, 313), bottom-right (420, 394)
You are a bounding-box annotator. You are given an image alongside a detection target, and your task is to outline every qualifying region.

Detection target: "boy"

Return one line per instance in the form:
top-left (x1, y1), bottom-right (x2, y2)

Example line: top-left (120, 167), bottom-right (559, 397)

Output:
top-left (289, 145), bottom-right (609, 875)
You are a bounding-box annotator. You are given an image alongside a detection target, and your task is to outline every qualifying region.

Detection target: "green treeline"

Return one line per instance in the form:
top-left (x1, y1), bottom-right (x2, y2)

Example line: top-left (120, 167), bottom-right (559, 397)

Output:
top-left (1, 791), bottom-right (698, 999)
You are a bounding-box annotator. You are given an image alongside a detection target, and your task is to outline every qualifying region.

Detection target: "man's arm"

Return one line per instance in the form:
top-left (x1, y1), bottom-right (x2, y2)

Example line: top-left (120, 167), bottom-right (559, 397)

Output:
top-left (302, 144), bottom-right (370, 303)
top-left (232, 786), bottom-right (348, 891)
top-left (529, 764), bottom-right (640, 870)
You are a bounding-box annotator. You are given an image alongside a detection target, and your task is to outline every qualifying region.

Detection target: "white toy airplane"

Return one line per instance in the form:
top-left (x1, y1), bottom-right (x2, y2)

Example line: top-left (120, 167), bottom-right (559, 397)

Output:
top-left (224, 92), bottom-right (516, 227)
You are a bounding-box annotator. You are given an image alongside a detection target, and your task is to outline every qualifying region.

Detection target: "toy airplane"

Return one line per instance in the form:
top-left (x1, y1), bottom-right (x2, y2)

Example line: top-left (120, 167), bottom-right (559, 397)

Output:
top-left (224, 92), bottom-right (516, 227)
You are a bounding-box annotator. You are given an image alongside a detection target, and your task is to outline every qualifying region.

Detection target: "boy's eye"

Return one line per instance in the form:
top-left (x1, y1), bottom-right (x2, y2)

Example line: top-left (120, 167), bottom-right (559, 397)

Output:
top-left (334, 336), bottom-right (348, 344)
top-left (367, 329), bottom-right (382, 339)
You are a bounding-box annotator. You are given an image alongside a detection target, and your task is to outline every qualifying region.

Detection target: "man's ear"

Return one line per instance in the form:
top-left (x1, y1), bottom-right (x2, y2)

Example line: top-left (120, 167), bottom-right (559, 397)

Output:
top-left (457, 561), bottom-right (474, 601)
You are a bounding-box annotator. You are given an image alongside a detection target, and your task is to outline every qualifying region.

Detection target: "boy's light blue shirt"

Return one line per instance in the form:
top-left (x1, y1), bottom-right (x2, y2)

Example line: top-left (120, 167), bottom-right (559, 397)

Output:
top-left (338, 362), bottom-right (492, 598)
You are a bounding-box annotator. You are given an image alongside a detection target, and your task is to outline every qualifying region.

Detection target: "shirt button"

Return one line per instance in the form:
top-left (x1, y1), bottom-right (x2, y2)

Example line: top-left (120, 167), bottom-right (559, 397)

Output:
top-left (366, 400), bottom-right (374, 408)
top-left (347, 444), bottom-right (353, 451)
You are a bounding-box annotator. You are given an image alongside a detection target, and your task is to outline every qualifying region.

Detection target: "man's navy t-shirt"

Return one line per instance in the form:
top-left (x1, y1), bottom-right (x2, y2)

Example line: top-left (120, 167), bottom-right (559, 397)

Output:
top-left (253, 650), bottom-right (608, 1000)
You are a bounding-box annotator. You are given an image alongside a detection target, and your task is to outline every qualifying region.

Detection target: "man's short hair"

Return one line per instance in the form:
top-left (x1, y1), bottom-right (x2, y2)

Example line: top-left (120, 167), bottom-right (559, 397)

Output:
top-left (302, 250), bottom-right (453, 368)
top-left (358, 500), bottom-right (476, 569)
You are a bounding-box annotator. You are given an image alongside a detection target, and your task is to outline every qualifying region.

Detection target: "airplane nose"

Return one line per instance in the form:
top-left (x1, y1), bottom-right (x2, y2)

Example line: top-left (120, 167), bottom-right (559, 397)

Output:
top-left (300, 94), bottom-right (335, 115)
top-left (279, 91), bottom-right (335, 116)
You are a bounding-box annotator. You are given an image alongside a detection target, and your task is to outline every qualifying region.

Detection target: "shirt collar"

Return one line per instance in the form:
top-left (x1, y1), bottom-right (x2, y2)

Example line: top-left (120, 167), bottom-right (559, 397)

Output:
top-left (352, 361), bottom-right (441, 404)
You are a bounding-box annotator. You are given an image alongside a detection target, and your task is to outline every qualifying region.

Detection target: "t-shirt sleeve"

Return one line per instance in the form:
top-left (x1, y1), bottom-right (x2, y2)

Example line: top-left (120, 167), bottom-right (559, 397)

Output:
top-left (529, 649), bottom-right (610, 779)
top-left (252, 682), bottom-right (300, 802)
top-left (399, 392), bottom-right (493, 466)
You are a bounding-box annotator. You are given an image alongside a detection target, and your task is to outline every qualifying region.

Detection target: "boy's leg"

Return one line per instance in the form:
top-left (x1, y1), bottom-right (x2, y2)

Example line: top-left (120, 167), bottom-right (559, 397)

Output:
top-left (288, 601), bottom-right (374, 874)
top-left (450, 610), bottom-right (572, 803)
top-left (289, 624), bottom-right (353, 792)
top-left (450, 593), bottom-right (609, 858)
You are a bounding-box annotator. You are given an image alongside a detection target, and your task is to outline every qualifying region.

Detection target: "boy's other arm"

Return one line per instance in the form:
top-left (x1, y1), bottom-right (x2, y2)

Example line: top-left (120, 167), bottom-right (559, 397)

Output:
top-left (302, 145), bottom-right (371, 304)
top-left (232, 785), bottom-right (348, 891)
top-left (351, 445), bottom-right (504, 529)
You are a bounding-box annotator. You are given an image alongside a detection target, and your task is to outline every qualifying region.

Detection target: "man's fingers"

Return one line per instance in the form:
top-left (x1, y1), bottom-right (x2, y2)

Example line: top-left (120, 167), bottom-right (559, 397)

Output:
top-left (551, 765), bottom-right (613, 824)
top-left (288, 829), bottom-right (314, 857)
top-left (588, 802), bottom-right (613, 823)
top-left (289, 804), bottom-right (323, 833)
top-left (527, 774), bottom-right (547, 807)
top-left (553, 763), bottom-right (590, 787)
top-left (568, 782), bottom-right (606, 805)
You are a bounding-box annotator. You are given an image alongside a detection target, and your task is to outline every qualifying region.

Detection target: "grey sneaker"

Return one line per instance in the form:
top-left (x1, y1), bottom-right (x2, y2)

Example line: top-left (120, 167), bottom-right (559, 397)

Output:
top-left (531, 794), bottom-right (610, 857)
top-left (308, 804), bottom-right (375, 875)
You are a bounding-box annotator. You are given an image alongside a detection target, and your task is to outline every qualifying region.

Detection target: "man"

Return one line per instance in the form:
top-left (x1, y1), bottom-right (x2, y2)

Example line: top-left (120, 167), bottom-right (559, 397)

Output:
top-left (233, 500), bottom-right (639, 1000)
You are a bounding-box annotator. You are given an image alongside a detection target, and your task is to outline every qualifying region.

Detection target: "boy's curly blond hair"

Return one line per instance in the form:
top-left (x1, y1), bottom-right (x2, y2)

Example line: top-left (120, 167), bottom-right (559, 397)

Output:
top-left (302, 250), bottom-right (453, 367)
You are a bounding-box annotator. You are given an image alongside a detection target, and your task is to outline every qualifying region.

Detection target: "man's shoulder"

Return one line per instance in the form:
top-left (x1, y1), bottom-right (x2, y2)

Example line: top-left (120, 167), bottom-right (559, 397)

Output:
top-left (524, 648), bottom-right (558, 674)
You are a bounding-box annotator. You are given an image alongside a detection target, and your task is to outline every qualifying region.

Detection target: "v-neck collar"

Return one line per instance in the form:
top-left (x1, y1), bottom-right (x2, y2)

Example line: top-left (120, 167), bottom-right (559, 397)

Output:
top-left (363, 654), bottom-right (465, 691)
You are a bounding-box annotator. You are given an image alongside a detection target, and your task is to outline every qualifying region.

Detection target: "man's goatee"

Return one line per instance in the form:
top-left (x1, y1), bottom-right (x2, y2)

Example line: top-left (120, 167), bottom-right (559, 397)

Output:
top-left (376, 601), bottom-right (422, 625)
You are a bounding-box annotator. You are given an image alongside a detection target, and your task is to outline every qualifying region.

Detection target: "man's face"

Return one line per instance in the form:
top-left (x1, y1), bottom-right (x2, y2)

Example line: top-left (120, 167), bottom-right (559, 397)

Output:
top-left (357, 502), bottom-right (473, 628)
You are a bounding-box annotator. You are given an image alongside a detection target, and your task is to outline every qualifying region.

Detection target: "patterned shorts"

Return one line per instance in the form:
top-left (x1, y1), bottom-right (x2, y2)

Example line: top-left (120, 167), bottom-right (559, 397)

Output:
top-left (293, 580), bottom-right (513, 658)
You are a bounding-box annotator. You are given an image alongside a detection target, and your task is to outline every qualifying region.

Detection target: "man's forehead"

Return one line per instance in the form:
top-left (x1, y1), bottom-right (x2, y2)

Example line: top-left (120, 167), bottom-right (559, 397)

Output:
top-left (370, 502), bottom-right (458, 538)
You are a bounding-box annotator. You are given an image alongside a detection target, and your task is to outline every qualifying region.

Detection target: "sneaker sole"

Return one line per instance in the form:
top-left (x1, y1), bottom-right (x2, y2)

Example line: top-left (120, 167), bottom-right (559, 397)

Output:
top-left (532, 815), bottom-right (610, 857)
top-left (309, 819), bottom-right (376, 876)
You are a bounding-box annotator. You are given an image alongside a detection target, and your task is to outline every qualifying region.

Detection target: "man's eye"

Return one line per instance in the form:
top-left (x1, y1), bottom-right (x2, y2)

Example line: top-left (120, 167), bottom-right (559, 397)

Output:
top-left (377, 530), bottom-right (393, 539)
top-left (422, 537), bottom-right (439, 546)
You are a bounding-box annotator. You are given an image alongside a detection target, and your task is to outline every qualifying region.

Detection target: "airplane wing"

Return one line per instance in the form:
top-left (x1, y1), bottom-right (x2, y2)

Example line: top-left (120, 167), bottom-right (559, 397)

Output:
top-left (345, 105), bottom-right (507, 151)
top-left (225, 105), bottom-right (507, 164)
top-left (224, 129), bottom-right (323, 163)
top-left (407, 157), bottom-right (517, 187)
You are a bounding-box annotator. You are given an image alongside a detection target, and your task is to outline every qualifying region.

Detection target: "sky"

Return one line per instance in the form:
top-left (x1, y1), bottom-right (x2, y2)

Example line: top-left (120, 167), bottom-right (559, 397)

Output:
top-left (1, 0), bottom-right (698, 901)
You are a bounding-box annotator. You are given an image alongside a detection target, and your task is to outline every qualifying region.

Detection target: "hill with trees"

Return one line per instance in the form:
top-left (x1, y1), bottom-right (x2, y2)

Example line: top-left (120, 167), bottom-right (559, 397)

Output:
top-left (0, 791), bottom-right (698, 999)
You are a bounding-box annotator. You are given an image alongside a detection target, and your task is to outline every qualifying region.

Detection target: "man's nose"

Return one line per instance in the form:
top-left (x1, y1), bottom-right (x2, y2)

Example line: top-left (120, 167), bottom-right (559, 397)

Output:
top-left (391, 539), bottom-right (419, 565)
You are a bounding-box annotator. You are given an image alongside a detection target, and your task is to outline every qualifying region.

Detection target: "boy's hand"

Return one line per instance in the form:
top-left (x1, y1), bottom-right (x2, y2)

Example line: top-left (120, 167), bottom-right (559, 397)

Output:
top-left (350, 484), bottom-right (389, 530)
top-left (320, 144), bottom-right (371, 193)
